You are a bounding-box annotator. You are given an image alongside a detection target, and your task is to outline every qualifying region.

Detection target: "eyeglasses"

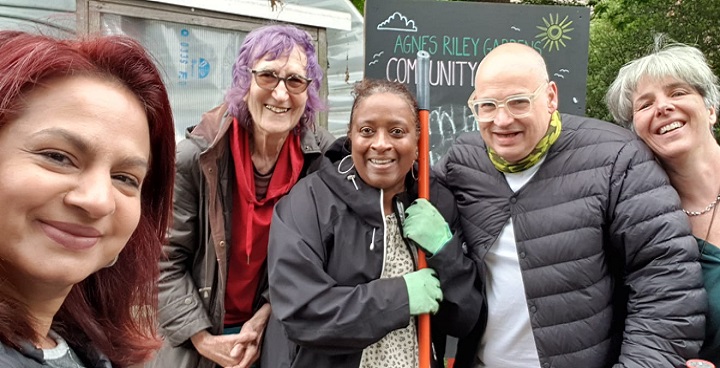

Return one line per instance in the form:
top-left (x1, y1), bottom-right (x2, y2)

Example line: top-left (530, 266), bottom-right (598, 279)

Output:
top-left (250, 69), bottom-right (311, 94)
top-left (467, 82), bottom-right (548, 123)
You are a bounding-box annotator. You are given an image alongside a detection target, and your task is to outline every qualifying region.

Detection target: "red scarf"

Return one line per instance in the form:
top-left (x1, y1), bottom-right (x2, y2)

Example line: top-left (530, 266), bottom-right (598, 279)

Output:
top-left (224, 118), bottom-right (304, 324)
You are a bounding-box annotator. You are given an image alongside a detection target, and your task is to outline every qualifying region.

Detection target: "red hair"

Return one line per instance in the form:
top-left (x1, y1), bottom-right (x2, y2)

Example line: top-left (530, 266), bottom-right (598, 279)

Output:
top-left (0, 31), bottom-right (175, 366)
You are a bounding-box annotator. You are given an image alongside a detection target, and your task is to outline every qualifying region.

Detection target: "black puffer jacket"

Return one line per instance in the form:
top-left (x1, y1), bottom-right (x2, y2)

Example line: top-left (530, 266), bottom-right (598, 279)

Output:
top-left (261, 138), bottom-right (482, 368)
top-left (434, 114), bottom-right (706, 368)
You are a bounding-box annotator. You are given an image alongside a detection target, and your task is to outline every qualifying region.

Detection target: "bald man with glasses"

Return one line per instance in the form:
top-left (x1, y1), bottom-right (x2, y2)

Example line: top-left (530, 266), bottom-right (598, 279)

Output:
top-left (434, 43), bottom-right (706, 368)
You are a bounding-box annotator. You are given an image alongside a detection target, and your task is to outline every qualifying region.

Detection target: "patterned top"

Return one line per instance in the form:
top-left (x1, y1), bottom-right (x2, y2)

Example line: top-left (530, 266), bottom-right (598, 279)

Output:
top-left (359, 215), bottom-right (418, 368)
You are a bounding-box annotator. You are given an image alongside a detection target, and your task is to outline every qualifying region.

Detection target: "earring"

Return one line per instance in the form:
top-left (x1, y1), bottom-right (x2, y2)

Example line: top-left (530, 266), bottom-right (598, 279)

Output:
top-left (104, 255), bottom-right (119, 269)
top-left (411, 164), bottom-right (418, 181)
top-left (338, 155), bottom-right (355, 174)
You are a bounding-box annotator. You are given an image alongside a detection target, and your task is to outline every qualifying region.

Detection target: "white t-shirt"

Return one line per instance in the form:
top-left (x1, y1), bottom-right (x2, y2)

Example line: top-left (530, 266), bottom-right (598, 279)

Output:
top-left (476, 160), bottom-right (544, 368)
top-left (43, 330), bottom-right (87, 368)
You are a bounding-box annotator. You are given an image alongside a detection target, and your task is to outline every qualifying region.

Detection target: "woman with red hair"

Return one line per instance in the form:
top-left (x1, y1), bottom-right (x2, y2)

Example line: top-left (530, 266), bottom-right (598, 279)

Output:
top-left (0, 31), bottom-right (175, 367)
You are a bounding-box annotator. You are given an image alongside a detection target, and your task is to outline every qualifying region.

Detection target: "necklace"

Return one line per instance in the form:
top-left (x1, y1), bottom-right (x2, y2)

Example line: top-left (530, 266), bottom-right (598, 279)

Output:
top-left (701, 197), bottom-right (719, 256)
top-left (682, 193), bottom-right (720, 216)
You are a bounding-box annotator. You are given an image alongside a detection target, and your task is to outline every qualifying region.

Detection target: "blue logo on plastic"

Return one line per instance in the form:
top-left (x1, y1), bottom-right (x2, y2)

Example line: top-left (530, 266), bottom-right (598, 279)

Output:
top-left (198, 58), bottom-right (210, 79)
top-left (180, 29), bottom-right (189, 37)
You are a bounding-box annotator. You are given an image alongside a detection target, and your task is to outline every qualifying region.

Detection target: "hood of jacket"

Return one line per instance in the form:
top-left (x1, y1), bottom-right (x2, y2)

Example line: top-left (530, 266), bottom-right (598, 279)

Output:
top-left (317, 137), bottom-right (418, 229)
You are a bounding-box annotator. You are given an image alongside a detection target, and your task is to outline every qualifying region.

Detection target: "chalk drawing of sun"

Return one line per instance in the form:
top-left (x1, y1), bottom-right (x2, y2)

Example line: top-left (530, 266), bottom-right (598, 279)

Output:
top-left (535, 14), bottom-right (574, 52)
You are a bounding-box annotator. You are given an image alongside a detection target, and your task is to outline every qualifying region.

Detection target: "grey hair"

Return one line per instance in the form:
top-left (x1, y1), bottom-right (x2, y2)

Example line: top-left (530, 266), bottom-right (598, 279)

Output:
top-left (605, 37), bottom-right (719, 128)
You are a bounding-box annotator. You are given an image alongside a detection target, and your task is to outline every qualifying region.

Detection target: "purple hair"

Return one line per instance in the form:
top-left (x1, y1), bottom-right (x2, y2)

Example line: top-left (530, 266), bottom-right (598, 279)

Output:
top-left (225, 24), bottom-right (324, 132)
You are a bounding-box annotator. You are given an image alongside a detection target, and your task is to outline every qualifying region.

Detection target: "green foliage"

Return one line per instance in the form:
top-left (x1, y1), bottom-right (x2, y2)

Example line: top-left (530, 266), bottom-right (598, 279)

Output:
top-left (351, 0), bottom-right (364, 14)
top-left (580, 0), bottom-right (720, 123)
top-left (519, 0), bottom-right (585, 5)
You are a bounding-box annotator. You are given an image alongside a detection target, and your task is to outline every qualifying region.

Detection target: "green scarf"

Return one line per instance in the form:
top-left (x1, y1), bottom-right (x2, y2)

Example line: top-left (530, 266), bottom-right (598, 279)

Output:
top-left (488, 111), bottom-right (562, 173)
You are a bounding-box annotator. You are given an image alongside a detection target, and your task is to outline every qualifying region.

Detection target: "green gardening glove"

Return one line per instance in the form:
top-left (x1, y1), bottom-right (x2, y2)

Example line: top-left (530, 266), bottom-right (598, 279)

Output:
top-left (402, 268), bottom-right (443, 315)
top-left (403, 199), bottom-right (452, 255)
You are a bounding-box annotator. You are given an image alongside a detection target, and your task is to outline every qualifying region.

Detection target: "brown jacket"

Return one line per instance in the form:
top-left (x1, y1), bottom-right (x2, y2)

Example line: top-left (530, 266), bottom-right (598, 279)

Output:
top-left (147, 104), bottom-right (334, 368)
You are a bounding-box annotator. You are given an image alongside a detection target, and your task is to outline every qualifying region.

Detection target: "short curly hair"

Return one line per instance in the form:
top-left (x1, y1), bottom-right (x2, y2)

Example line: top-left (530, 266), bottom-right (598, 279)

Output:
top-left (348, 79), bottom-right (420, 136)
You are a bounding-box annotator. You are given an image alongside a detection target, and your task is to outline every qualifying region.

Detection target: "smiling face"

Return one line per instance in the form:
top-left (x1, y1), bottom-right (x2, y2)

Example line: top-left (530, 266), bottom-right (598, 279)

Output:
top-left (473, 44), bottom-right (558, 163)
top-left (632, 76), bottom-right (717, 160)
top-left (349, 92), bottom-right (418, 198)
top-left (0, 75), bottom-right (150, 290)
top-left (246, 45), bottom-right (309, 137)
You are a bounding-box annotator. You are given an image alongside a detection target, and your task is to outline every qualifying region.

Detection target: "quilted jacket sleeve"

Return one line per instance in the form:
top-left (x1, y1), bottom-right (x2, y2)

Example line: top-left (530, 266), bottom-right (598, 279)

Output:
top-left (607, 138), bottom-right (707, 368)
top-left (427, 177), bottom-right (484, 339)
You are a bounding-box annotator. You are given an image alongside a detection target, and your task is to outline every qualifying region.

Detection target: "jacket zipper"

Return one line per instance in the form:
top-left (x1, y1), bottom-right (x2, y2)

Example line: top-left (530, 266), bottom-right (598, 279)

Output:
top-left (378, 189), bottom-right (388, 277)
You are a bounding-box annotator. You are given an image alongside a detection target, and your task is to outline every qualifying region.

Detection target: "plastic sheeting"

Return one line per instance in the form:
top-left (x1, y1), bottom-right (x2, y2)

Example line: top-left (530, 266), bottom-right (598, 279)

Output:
top-left (302, 0), bottom-right (365, 136)
top-left (102, 0), bottom-right (365, 138)
top-left (0, 0), bottom-right (365, 138)
top-left (102, 14), bottom-right (246, 141)
top-left (0, 1), bottom-right (74, 36)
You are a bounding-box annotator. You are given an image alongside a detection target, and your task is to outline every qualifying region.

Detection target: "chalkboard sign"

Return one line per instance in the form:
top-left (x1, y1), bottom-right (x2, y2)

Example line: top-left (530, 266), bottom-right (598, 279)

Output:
top-left (364, 0), bottom-right (590, 163)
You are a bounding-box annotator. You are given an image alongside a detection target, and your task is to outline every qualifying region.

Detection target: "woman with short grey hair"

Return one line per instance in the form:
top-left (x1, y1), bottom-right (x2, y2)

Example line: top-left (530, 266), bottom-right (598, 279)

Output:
top-left (606, 42), bottom-right (719, 365)
top-left (606, 43), bottom-right (720, 128)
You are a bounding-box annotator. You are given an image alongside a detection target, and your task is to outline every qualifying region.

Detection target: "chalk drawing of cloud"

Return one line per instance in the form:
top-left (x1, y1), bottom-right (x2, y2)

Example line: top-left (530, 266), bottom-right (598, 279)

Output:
top-left (377, 12), bottom-right (417, 32)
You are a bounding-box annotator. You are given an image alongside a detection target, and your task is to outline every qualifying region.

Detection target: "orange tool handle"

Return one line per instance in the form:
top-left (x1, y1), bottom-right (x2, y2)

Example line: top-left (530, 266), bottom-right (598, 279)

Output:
top-left (417, 109), bottom-right (431, 368)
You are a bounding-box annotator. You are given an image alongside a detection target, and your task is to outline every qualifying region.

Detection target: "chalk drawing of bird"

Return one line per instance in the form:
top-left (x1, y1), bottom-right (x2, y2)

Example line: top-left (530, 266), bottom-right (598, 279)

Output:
top-left (553, 73), bottom-right (565, 79)
top-left (372, 51), bottom-right (384, 58)
top-left (368, 60), bottom-right (379, 66)
top-left (511, 26), bottom-right (521, 31)
top-left (559, 69), bottom-right (570, 73)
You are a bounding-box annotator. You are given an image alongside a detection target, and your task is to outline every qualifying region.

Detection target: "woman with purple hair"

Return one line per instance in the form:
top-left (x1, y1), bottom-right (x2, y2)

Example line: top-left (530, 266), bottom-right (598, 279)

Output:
top-left (149, 24), bottom-right (334, 368)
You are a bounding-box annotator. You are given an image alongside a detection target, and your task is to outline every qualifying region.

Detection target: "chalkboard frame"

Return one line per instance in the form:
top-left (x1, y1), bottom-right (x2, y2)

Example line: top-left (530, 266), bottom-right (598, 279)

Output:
top-left (364, 0), bottom-right (591, 162)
